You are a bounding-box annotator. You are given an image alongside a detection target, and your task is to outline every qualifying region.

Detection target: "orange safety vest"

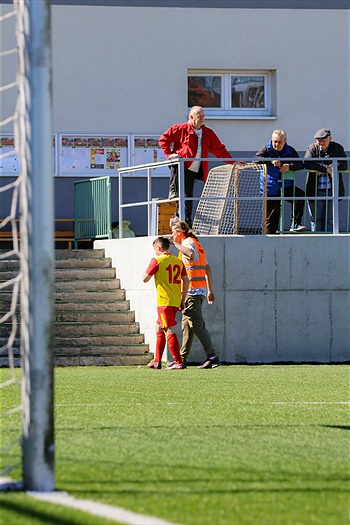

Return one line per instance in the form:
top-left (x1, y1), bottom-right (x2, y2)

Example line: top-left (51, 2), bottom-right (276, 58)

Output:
top-left (181, 237), bottom-right (207, 290)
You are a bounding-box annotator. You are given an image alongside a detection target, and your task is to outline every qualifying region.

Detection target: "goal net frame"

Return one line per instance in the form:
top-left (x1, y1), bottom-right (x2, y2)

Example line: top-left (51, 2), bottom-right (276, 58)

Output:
top-left (192, 163), bottom-right (267, 235)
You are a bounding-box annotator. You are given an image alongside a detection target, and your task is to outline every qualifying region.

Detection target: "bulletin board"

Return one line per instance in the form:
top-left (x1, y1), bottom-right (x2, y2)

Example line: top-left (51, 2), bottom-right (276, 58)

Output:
top-left (0, 136), bottom-right (19, 175)
top-left (59, 134), bottom-right (129, 176)
top-left (130, 134), bottom-right (169, 177)
top-left (0, 135), bottom-right (56, 176)
top-left (0, 132), bottom-right (171, 178)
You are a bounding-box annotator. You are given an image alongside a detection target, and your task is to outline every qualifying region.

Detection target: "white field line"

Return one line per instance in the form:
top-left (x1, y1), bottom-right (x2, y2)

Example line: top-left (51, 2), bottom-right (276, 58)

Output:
top-left (29, 491), bottom-right (183, 525)
top-left (55, 401), bottom-right (350, 407)
top-left (270, 401), bottom-right (350, 405)
top-left (0, 478), bottom-right (182, 525)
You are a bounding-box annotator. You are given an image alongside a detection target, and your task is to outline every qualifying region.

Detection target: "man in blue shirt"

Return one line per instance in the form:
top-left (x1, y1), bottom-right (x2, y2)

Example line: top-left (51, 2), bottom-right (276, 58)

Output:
top-left (255, 130), bottom-right (306, 234)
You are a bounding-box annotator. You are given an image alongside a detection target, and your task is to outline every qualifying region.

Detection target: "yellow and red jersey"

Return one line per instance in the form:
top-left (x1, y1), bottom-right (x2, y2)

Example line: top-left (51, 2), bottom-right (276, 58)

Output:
top-left (145, 252), bottom-right (187, 307)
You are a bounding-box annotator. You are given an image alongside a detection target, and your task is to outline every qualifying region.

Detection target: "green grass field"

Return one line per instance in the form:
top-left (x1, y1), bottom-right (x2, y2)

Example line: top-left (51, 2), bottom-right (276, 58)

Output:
top-left (1, 365), bottom-right (349, 525)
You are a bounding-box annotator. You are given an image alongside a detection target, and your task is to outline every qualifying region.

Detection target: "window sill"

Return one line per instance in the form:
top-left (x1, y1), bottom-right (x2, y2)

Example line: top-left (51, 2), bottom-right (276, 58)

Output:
top-left (205, 115), bottom-right (277, 120)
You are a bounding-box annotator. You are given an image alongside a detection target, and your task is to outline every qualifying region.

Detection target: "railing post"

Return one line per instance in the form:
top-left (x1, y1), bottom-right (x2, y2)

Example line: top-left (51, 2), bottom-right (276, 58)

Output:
top-left (332, 159), bottom-right (339, 234)
top-left (178, 160), bottom-right (185, 222)
top-left (147, 167), bottom-right (152, 236)
top-left (118, 168), bottom-right (123, 238)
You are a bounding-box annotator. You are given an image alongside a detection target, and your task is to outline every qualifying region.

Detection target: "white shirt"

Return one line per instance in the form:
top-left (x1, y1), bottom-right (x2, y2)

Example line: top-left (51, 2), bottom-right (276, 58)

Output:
top-left (188, 127), bottom-right (202, 173)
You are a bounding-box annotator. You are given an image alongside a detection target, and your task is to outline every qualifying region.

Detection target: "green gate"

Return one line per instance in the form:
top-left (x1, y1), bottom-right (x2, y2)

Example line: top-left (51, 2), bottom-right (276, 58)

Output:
top-left (74, 176), bottom-right (112, 246)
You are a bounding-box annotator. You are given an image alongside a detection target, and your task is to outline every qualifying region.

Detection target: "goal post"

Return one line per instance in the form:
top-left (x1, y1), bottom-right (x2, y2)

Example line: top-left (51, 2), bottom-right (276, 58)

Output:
top-left (16, 0), bottom-right (55, 491)
top-left (192, 163), bottom-right (267, 235)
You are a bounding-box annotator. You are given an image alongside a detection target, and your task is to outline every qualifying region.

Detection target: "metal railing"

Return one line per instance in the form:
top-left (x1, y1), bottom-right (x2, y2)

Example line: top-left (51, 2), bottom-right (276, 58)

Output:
top-left (118, 159), bottom-right (185, 238)
top-left (74, 176), bottom-right (112, 246)
top-left (279, 161), bottom-right (350, 234)
top-left (117, 157), bottom-right (350, 237)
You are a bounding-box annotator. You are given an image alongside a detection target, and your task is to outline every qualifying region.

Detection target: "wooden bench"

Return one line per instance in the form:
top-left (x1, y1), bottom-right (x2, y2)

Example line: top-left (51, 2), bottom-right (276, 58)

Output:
top-left (0, 218), bottom-right (75, 249)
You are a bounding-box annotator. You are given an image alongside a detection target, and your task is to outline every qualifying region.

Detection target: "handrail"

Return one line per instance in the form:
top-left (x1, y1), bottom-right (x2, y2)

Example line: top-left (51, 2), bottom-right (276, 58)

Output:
top-left (118, 159), bottom-right (185, 238)
top-left (117, 157), bottom-right (350, 237)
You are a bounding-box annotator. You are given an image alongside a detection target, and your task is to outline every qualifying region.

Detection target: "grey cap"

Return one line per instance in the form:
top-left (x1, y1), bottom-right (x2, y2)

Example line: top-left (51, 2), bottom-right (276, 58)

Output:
top-left (314, 128), bottom-right (331, 139)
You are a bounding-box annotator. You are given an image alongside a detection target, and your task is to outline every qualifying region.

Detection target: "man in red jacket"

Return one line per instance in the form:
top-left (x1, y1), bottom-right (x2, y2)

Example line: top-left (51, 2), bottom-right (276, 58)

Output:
top-left (159, 106), bottom-right (240, 227)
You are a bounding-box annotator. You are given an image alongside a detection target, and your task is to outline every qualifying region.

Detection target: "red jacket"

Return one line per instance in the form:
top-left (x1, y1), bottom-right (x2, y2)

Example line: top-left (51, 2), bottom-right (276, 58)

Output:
top-left (158, 122), bottom-right (234, 181)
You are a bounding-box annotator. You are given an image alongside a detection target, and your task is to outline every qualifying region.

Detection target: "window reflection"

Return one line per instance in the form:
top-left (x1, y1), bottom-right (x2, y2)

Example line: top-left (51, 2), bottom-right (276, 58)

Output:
top-left (231, 76), bottom-right (265, 108)
top-left (188, 76), bottom-right (221, 107)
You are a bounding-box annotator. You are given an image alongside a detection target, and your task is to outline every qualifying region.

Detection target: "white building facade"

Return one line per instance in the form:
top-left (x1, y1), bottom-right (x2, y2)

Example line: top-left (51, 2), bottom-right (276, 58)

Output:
top-left (0, 0), bottom-right (349, 232)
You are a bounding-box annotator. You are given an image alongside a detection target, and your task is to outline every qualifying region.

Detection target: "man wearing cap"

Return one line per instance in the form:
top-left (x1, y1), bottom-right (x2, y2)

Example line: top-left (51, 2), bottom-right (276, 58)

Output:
top-left (304, 129), bottom-right (347, 232)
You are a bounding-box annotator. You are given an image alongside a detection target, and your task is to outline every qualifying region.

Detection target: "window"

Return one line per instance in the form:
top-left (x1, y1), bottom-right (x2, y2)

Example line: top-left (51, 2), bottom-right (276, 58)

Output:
top-left (188, 70), bottom-right (274, 118)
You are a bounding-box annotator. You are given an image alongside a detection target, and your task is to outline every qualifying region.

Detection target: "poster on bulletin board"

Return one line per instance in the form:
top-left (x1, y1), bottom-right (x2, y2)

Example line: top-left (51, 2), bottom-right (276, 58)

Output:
top-left (60, 135), bottom-right (129, 176)
top-left (130, 135), bottom-right (169, 177)
top-left (0, 135), bottom-right (56, 175)
top-left (0, 136), bottom-right (20, 175)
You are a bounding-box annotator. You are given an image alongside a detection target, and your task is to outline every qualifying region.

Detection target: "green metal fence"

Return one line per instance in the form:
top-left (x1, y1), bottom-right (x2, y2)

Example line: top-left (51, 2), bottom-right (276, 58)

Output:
top-left (74, 176), bottom-right (112, 246)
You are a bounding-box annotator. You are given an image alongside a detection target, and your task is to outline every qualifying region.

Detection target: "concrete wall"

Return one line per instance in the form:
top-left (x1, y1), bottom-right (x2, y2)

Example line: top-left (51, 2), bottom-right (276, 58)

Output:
top-left (94, 235), bottom-right (350, 364)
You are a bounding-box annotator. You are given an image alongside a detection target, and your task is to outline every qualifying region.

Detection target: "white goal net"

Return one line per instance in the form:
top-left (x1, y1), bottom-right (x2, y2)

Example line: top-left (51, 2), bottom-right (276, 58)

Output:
top-left (0, 3), bottom-right (23, 481)
top-left (192, 163), bottom-right (267, 235)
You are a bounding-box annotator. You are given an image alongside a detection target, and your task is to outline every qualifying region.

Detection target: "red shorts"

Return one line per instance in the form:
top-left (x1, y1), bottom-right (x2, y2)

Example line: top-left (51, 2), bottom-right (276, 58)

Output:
top-left (156, 306), bottom-right (179, 329)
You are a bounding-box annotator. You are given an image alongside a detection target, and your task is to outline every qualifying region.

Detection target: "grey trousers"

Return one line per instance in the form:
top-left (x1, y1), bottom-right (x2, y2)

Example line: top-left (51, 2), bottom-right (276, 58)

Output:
top-left (180, 294), bottom-right (215, 361)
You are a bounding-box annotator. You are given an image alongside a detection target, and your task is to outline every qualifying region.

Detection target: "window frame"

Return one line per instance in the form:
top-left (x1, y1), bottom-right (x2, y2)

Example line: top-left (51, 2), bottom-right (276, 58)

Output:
top-left (188, 69), bottom-right (275, 119)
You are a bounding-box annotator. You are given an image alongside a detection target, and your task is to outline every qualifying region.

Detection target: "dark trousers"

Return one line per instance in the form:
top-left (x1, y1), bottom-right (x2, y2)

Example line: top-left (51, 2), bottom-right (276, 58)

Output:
top-left (169, 164), bottom-right (203, 227)
top-left (180, 294), bottom-right (214, 361)
top-left (307, 189), bottom-right (333, 232)
top-left (266, 185), bottom-right (305, 234)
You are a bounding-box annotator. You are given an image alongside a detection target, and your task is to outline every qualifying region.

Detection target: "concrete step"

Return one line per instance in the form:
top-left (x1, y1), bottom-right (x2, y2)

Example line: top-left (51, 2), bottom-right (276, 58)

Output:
top-left (1, 333), bottom-right (146, 347)
top-left (54, 300), bottom-right (130, 312)
top-left (0, 290), bottom-right (127, 304)
top-left (0, 307), bottom-right (133, 320)
top-left (55, 258), bottom-right (112, 269)
top-left (0, 267), bottom-right (116, 280)
top-left (1, 320), bottom-right (140, 337)
top-left (56, 334), bottom-right (146, 345)
top-left (0, 354), bottom-right (151, 367)
top-left (0, 258), bottom-right (112, 269)
top-left (55, 249), bottom-right (106, 259)
top-left (56, 268), bottom-right (116, 280)
top-left (55, 289), bottom-right (125, 301)
top-left (55, 322), bottom-right (140, 336)
top-left (55, 344), bottom-right (149, 355)
top-left (55, 279), bottom-right (120, 291)
top-left (55, 311), bottom-right (135, 323)
top-left (54, 355), bottom-right (150, 366)
top-left (0, 343), bottom-right (149, 356)
top-left (0, 249), bottom-right (106, 260)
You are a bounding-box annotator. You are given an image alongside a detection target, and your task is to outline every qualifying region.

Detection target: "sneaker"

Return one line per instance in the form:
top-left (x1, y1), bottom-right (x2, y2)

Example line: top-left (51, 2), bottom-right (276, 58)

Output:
top-left (197, 356), bottom-right (220, 369)
top-left (166, 362), bottom-right (185, 370)
top-left (147, 361), bottom-right (161, 369)
top-left (289, 224), bottom-right (307, 232)
top-left (166, 359), bottom-right (187, 369)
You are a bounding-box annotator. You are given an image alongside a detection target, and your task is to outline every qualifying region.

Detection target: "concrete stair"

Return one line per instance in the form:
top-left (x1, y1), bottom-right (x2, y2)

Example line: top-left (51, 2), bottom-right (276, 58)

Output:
top-left (0, 249), bottom-right (150, 366)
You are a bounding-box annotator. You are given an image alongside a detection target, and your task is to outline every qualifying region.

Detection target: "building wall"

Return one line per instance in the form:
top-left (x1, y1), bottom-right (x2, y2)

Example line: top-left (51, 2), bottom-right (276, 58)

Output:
top-left (48, 4), bottom-right (349, 152)
top-left (95, 235), bottom-right (350, 364)
top-left (1, 2), bottom-right (348, 150)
